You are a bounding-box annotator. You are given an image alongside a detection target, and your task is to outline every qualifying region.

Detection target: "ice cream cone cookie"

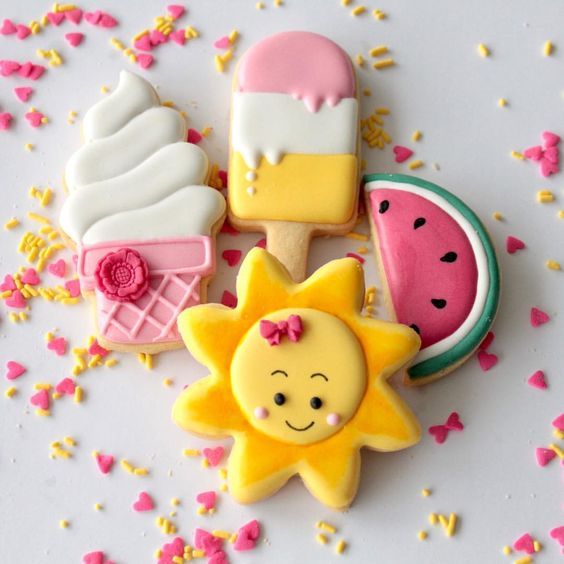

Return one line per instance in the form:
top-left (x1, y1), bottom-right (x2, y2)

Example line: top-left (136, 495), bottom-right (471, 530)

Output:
top-left (228, 32), bottom-right (360, 281)
top-left (59, 71), bottom-right (226, 353)
top-left (173, 249), bottom-right (421, 509)
top-left (364, 174), bottom-right (500, 385)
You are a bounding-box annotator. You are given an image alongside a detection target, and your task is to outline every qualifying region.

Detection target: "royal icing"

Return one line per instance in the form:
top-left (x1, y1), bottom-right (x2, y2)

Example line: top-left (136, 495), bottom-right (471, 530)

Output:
top-left (364, 174), bottom-right (500, 383)
top-left (173, 248), bottom-right (421, 508)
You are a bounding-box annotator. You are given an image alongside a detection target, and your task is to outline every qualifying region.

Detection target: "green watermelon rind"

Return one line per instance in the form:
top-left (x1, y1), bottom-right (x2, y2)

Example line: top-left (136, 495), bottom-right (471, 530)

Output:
top-left (363, 173), bottom-right (500, 382)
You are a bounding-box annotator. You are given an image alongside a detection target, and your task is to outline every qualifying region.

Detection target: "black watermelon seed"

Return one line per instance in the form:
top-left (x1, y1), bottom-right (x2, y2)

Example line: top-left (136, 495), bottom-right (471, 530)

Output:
top-left (440, 252), bottom-right (458, 263)
top-left (379, 200), bottom-right (390, 214)
top-left (431, 299), bottom-right (447, 309)
top-left (413, 217), bottom-right (426, 229)
top-left (409, 324), bottom-right (420, 334)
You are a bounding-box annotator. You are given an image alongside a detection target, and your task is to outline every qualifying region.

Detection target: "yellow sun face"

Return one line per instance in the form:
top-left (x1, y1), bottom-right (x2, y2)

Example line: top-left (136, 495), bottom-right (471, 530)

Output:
top-left (231, 308), bottom-right (367, 445)
top-left (173, 248), bottom-right (421, 509)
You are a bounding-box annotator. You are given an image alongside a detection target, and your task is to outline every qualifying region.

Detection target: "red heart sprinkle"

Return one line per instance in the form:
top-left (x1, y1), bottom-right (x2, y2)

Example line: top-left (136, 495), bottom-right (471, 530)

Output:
top-left (530, 307), bottom-right (550, 327)
top-left (477, 350), bottom-right (498, 371)
top-left (506, 236), bottom-right (525, 254)
top-left (393, 145), bottom-right (414, 163)
top-left (222, 249), bottom-right (242, 267)
top-left (527, 370), bottom-right (547, 390)
top-left (535, 447), bottom-right (556, 467)
top-left (445, 412), bottom-right (464, 431)
top-left (513, 533), bottom-right (535, 554)
top-left (428, 425), bottom-right (449, 444)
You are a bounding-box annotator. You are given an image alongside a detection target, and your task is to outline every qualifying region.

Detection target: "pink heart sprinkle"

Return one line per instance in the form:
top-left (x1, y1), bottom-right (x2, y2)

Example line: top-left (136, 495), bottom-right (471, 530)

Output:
top-left (132, 491), bottom-right (154, 512)
top-left (479, 331), bottom-right (495, 350)
top-left (255, 238), bottom-right (266, 249)
top-left (84, 11), bottom-right (102, 25)
top-left (65, 278), bottom-right (81, 297)
top-left (169, 29), bottom-right (186, 45)
top-left (55, 377), bottom-right (76, 395)
top-left (0, 274), bottom-right (16, 291)
top-left (30, 389), bottom-right (49, 410)
top-left (16, 24), bottom-right (31, 40)
top-left (21, 268), bottom-right (40, 285)
top-left (167, 5), bottom-right (185, 19)
top-left (48, 259), bottom-right (66, 278)
top-left (208, 551), bottom-right (228, 564)
top-left (543, 146), bottom-right (559, 164)
top-left (82, 551), bottom-right (105, 564)
top-left (187, 128), bottom-right (202, 144)
top-left (220, 221), bottom-right (238, 235)
top-left (513, 533), bottom-right (535, 554)
top-left (134, 34), bottom-right (152, 51)
top-left (88, 340), bottom-right (109, 357)
top-left (535, 447), bottom-right (556, 467)
top-left (196, 491), bottom-right (216, 510)
top-left (46, 12), bottom-right (65, 26)
top-left (539, 157), bottom-right (559, 177)
top-left (393, 145), bottom-right (414, 164)
top-left (6, 289), bottom-right (26, 308)
top-left (28, 64), bottom-right (46, 81)
top-left (65, 32), bottom-right (84, 47)
top-left (95, 452), bottom-right (114, 474)
top-left (428, 424), bottom-right (449, 444)
top-left (477, 350), bottom-right (498, 371)
top-left (552, 414), bottom-right (564, 431)
top-left (506, 236), bottom-right (525, 254)
top-left (0, 19), bottom-right (16, 35)
top-left (25, 110), bottom-right (44, 127)
top-left (150, 29), bottom-right (168, 45)
top-left (527, 370), bottom-right (547, 390)
top-left (17, 62), bottom-right (32, 77)
top-left (221, 290), bottom-right (237, 308)
top-left (0, 60), bottom-right (20, 76)
top-left (14, 86), bottom-right (33, 102)
top-left (234, 519), bottom-right (260, 551)
top-left (0, 112), bottom-right (14, 130)
top-left (161, 536), bottom-right (185, 557)
top-left (47, 336), bottom-right (68, 356)
top-left (445, 412), bottom-right (464, 431)
top-left (5, 361), bottom-right (26, 380)
top-left (524, 145), bottom-right (543, 160)
top-left (218, 170), bottom-right (228, 186)
top-left (530, 307), bottom-right (550, 327)
top-left (99, 13), bottom-right (118, 28)
top-left (222, 249), bottom-right (242, 267)
top-left (194, 528), bottom-right (224, 556)
top-left (65, 8), bottom-right (83, 24)
top-left (214, 36), bottom-right (231, 49)
top-left (137, 54), bottom-right (154, 69)
top-left (203, 446), bottom-right (224, 467)
top-left (542, 131), bottom-right (561, 147)
top-left (550, 526), bottom-right (564, 546)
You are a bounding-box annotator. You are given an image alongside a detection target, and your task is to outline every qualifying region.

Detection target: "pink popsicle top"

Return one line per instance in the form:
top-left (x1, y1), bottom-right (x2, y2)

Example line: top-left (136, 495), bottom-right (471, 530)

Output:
top-left (236, 31), bottom-right (356, 113)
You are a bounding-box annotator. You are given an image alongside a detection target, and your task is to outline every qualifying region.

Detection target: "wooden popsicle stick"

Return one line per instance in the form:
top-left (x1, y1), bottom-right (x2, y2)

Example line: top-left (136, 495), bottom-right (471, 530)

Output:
top-left (265, 221), bottom-right (314, 282)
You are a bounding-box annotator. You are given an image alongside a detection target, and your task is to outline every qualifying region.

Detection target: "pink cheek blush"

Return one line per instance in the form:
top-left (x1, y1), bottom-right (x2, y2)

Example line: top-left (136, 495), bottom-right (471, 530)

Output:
top-left (326, 413), bottom-right (341, 426)
top-left (254, 406), bottom-right (269, 420)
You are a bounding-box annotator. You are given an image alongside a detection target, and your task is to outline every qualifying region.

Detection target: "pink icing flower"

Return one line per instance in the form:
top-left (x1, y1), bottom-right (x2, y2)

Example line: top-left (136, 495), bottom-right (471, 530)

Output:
top-left (94, 248), bottom-right (149, 302)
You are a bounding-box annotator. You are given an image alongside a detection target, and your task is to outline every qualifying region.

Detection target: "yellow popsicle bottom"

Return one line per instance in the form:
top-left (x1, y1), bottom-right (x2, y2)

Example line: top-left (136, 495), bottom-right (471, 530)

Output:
top-left (229, 152), bottom-right (358, 224)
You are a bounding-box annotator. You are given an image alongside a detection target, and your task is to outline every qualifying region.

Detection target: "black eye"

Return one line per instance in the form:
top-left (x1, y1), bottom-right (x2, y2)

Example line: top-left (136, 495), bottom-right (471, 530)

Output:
top-left (310, 397), bottom-right (322, 410)
top-left (274, 392), bottom-right (286, 406)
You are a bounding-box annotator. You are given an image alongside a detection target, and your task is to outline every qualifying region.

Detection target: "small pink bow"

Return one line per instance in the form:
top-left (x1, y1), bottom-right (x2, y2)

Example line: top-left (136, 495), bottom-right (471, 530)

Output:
top-left (259, 314), bottom-right (303, 346)
top-left (428, 412), bottom-right (464, 444)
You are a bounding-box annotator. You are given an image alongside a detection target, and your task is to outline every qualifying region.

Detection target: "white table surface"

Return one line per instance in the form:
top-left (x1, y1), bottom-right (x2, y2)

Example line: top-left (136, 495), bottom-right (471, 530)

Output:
top-left (0, 0), bottom-right (562, 562)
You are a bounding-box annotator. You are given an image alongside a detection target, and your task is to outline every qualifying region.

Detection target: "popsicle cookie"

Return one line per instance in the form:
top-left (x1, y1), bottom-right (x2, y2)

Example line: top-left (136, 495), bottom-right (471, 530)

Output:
top-left (173, 248), bottom-right (421, 508)
top-left (228, 31), bottom-right (360, 281)
top-left (59, 71), bottom-right (226, 353)
top-left (364, 174), bottom-right (500, 385)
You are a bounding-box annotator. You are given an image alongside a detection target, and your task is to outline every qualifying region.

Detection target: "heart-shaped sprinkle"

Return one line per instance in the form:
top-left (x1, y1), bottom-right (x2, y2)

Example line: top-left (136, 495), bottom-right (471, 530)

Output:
top-left (445, 412), bottom-right (464, 431)
top-left (162, 536), bottom-right (185, 557)
top-left (150, 29), bottom-right (168, 45)
top-left (543, 145), bottom-right (559, 164)
top-left (6, 289), bottom-right (26, 308)
top-left (506, 236), bottom-right (525, 254)
top-left (48, 259), bottom-right (66, 278)
top-left (17, 61), bottom-right (32, 77)
top-left (428, 425), bottom-right (449, 444)
top-left (479, 331), bottom-right (495, 350)
top-left (552, 414), bottom-right (564, 431)
top-left (30, 389), bottom-right (50, 410)
top-left (0, 19), bottom-right (16, 35)
top-left (25, 110), bottom-right (44, 128)
top-left (220, 221), bottom-right (239, 235)
top-left (523, 145), bottom-right (543, 161)
top-left (535, 447), bottom-right (556, 467)
top-left (65, 8), bottom-right (83, 24)
top-left (477, 350), bottom-right (498, 371)
top-left (99, 13), bottom-right (118, 28)
top-left (187, 128), bottom-right (202, 144)
top-left (393, 145), bottom-right (414, 163)
top-left (46, 12), bottom-right (65, 26)
top-left (84, 11), bottom-right (102, 25)
top-left (208, 551), bottom-right (228, 564)
top-left (221, 290), bottom-right (237, 308)
top-left (65, 279), bottom-right (81, 297)
top-left (234, 519), bottom-right (260, 551)
top-left (1, 274), bottom-right (16, 291)
top-left (94, 452), bottom-right (114, 474)
top-left (88, 340), bottom-right (109, 357)
top-left (28, 64), bottom-right (46, 81)
top-left (214, 36), bottom-right (231, 49)
top-left (14, 86), bottom-right (33, 102)
top-left (0, 60), bottom-right (20, 76)
top-left (137, 54), bottom-right (154, 69)
top-left (222, 249), bottom-right (242, 267)
top-left (169, 29), bottom-right (186, 46)
top-left (539, 157), bottom-right (559, 177)
top-left (513, 533), bottom-right (535, 554)
top-left (134, 34), bottom-right (152, 51)
top-left (194, 528), bottom-right (223, 556)
top-left (542, 131), bottom-right (561, 147)
top-left (530, 307), bottom-right (550, 327)
top-left (55, 377), bottom-right (76, 395)
top-left (132, 491), bottom-right (154, 512)
top-left (202, 446), bottom-right (224, 467)
top-left (196, 491), bottom-right (216, 510)
top-left (550, 526), bottom-right (564, 546)
top-left (527, 370), bottom-right (547, 390)
top-left (65, 32), bottom-right (84, 47)
top-left (167, 5), bottom-right (185, 19)
top-left (82, 551), bottom-right (105, 564)
top-left (47, 336), bottom-right (68, 356)
top-left (5, 361), bottom-right (26, 380)
top-left (16, 25), bottom-right (31, 40)
top-left (255, 238), bottom-right (266, 249)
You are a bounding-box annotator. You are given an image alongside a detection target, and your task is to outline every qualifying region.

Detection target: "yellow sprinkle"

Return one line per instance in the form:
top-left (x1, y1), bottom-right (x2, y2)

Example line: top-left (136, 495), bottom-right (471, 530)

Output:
top-left (554, 429), bottom-right (564, 440)
top-left (373, 9), bottom-right (386, 20)
top-left (214, 55), bottom-right (225, 73)
top-left (477, 43), bottom-right (490, 57)
top-left (105, 358), bottom-right (118, 368)
top-left (196, 505), bottom-right (207, 515)
top-left (418, 531), bottom-right (428, 541)
top-left (537, 189), bottom-right (554, 203)
top-left (412, 130), bottom-right (422, 141)
top-left (145, 354), bottom-right (154, 370)
top-left (341, 0), bottom-right (352, 5)
top-left (546, 259), bottom-right (561, 271)
top-left (514, 557), bottom-right (533, 564)
top-left (335, 539), bottom-right (347, 554)
top-left (171, 497), bottom-right (180, 506)
top-left (137, 352), bottom-right (146, 364)
top-left (9, 313), bottom-right (19, 323)
top-left (316, 521), bottom-right (337, 534)
top-left (185, 26), bottom-right (199, 38)
top-left (228, 29), bottom-right (239, 43)
top-left (511, 151), bottom-right (525, 162)
top-left (63, 436), bottom-right (76, 446)
top-left (255, 1), bottom-right (265, 9)
top-left (549, 443), bottom-right (564, 458)
top-left (35, 383), bottom-right (52, 390)
top-left (375, 107), bottom-right (390, 115)
top-left (373, 58), bottom-right (395, 69)
top-left (369, 45), bottom-right (388, 57)
top-left (27, 212), bottom-right (50, 224)
top-left (133, 29), bottom-right (150, 41)
top-left (543, 40), bottom-right (553, 56)
top-left (36, 408), bottom-right (50, 417)
top-left (100, 85), bottom-right (109, 94)
top-left (4, 217), bottom-right (20, 230)
top-left (74, 386), bottom-right (83, 403)
top-left (212, 530), bottom-right (231, 539)
top-left (345, 231), bottom-right (369, 241)
top-left (121, 459), bottom-right (134, 473)
top-left (421, 488), bottom-right (431, 497)
top-left (558, 210), bottom-right (564, 219)
top-left (183, 448), bottom-right (201, 457)
top-left (134, 467), bottom-right (149, 476)
top-left (315, 533), bottom-right (329, 545)
top-left (5, 387), bottom-right (17, 398)
top-left (355, 54), bottom-right (365, 67)
top-left (59, 519), bottom-right (69, 529)
top-left (25, 143), bottom-right (34, 151)
top-left (202, 126), bottom-right (213, 137)
top-left (351, 5), bottom-right (366, 16)
top-left (110, 37), bottom-right (125, 50)
top-left (502, 545), bottom-right (512, 555)
top-left (220, 483), bottom-right (228, 492)
top-left (408, 160), bottom-right (424, 170)
top-left (437, 513), bottom-right (458, 537)
top-left (533, 540), bottom-right (541, 552)
top-left (356, 246), bottom-right (368, 254)
top-left (492, 211), bottom-right (504, 221)
top-left (192, 550), bottom-right (205, 558)
top-left (497, 97), bottom-right (508, 108)
top-left (428, 513), bottom-right (438, 525)
top-left (163, 378), bottom-right (173, 387)
top-left (201, 458), bottom-right (210, 468)
top-left (218, 468), bottom-right (228, 480)
top-left (94, 503), bottom-right (103, 511)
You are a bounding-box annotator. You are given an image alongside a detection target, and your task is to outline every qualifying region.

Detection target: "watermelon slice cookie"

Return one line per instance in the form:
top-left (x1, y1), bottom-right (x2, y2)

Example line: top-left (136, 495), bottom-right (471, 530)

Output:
top-left (364, 174), bottom-right (500, 385)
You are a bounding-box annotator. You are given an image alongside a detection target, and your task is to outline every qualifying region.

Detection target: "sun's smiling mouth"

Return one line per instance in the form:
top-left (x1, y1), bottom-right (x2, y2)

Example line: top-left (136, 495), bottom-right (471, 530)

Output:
top-left (285, 420), bottom-right (315, 432)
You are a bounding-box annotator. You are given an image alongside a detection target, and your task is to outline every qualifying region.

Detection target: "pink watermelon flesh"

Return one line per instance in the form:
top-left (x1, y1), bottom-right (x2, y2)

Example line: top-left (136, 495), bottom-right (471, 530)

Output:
top-left (370, 188), bottom-right (478, 349)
